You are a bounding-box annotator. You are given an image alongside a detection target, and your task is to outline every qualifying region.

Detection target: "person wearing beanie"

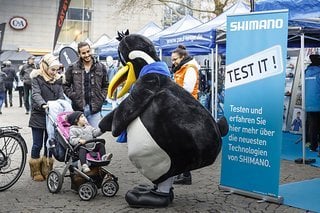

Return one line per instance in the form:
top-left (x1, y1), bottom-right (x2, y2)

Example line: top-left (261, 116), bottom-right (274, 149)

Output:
top-left (68, 111), bottom-right (112, 173)
top-left (28, 53), bottom-right (65, 181)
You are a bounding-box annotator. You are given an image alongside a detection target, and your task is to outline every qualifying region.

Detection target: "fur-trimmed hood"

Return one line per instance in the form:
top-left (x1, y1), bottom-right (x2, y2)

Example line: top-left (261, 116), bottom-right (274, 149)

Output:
top-left (30, 69), bottom-right (65, 83)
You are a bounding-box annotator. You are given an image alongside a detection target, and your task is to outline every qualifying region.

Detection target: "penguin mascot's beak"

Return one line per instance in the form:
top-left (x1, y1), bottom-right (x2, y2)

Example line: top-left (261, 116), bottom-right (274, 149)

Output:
top-left (107, 62), bottom-right (136, 99)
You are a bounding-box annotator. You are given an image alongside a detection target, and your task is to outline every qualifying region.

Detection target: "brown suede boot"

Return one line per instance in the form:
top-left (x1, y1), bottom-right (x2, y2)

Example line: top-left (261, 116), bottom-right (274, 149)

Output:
top-left (41, 156), bottom-right (54, 179)
top-left (29, 158), bottom-right (44, 181)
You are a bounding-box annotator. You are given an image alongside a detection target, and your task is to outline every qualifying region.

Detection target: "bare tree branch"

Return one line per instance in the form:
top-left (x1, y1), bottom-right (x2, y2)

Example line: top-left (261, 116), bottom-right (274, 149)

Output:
top-left (159, 0), bottom-right (216, 14)
top-left (116, 0), bottom-right (242, 20)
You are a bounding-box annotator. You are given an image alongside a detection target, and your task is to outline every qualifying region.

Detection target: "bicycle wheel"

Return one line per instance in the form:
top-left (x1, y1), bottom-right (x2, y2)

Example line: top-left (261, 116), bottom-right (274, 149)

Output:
top-left (0, 131), bottom-right (27, 191)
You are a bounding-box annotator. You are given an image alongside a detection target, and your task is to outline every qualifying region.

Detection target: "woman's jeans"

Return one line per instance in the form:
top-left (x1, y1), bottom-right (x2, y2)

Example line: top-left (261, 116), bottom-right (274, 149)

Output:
top-left (0, 91), bottom-right (5, 110)
top-left (31, 127), bottom-right (52, 158)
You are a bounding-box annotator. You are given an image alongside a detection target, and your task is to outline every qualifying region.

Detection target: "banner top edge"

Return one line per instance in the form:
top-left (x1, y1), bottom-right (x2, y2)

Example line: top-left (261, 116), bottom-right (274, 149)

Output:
top-left (227, 9), bottom-right (289, 18)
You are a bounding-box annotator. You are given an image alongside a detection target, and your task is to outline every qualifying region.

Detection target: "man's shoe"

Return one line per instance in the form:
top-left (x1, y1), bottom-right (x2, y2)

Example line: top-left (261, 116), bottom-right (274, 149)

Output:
top-left (173, 174), bottom-right (192, 185)
top-left (125, 188), bottom-right (171, 208)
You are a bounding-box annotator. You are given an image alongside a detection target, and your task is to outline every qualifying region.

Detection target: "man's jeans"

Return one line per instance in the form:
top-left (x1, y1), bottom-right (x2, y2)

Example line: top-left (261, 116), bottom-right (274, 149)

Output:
top-left (84, 104), bottom-right (102, 128)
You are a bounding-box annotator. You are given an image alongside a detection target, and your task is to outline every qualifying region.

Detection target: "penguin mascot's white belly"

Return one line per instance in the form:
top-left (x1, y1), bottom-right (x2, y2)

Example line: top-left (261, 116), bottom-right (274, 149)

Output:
top-left (127, 117), bottom-right (171, 182)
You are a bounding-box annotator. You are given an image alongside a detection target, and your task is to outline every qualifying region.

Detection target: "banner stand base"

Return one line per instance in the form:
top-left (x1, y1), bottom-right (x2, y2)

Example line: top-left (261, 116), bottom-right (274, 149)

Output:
top-left (219, 185), bottom-right (284, 204)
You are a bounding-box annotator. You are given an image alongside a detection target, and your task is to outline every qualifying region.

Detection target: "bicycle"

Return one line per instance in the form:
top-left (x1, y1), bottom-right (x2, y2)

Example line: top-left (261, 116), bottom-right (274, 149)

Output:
top-left (0, 126), bottom-right (27, 191)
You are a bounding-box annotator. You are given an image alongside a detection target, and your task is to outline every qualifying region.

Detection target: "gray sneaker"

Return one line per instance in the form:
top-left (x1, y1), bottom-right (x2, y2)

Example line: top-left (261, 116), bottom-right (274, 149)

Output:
top-left (102, 153), bottom-right (113, 161)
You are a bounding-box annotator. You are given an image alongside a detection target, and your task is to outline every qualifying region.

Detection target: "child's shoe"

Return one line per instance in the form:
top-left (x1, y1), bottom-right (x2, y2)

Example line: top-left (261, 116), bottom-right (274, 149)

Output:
top-left (82, 164), bottom-right (90, 173)
top-left (102, 153), bottom-right (113, 161)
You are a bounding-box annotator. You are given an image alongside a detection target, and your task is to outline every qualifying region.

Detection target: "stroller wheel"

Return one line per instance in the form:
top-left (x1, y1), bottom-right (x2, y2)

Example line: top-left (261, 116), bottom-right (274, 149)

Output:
top-left (90, 182), bottom-right (98, 198)
top-left (78, 182), bottom-right (95, 201)
top-left (47, 170), bottom-right (63, 193)
top-left (101, 179), bottom-right (119, 197)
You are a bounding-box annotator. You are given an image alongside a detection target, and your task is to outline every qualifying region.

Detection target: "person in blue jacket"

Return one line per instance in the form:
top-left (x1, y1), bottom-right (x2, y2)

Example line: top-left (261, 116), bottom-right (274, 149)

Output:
top-left (305, 54), bottom-right (320, 152)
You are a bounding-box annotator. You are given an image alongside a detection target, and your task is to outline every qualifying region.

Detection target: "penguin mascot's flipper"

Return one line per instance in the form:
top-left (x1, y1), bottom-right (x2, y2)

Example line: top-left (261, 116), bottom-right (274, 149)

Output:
top-left (99, 32), bottom-right (228, 208)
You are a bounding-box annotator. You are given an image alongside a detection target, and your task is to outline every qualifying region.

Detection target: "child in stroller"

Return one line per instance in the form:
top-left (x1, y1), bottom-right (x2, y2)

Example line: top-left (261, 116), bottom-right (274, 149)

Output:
top-left (67, 111), bottom-right (113, 173)
top-left (46, 109), bottom-right (119, 201)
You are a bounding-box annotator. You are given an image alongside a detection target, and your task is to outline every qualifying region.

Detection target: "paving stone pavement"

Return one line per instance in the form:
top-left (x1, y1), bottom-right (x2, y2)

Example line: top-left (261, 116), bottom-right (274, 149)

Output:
top-left (0, 93), bottom-right (319, 213)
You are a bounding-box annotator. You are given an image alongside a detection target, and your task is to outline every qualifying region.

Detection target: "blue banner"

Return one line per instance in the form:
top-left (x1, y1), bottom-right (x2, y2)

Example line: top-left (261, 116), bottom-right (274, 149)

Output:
top-left (220, 10), bottom-right (288, 197)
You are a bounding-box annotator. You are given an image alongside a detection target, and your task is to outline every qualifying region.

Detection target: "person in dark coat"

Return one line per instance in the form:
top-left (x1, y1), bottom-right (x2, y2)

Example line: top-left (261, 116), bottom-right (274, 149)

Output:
top-left (20, 55), bottom-right (36, 114)
top-left (0, 69), bottom-right (7, 114)
top-left (28, 54), bottom-right (65, 182)
top-left (63, 41), bottom-right (108, 128)
top-left (305, 54), bottom-right (320, 152)
top-left (2, 60), bottom-right (18, 107)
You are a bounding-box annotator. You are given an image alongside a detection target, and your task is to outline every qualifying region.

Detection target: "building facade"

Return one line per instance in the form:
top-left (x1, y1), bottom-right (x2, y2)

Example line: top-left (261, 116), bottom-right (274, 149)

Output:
top-left (0, 0), bottom-right (164, 56)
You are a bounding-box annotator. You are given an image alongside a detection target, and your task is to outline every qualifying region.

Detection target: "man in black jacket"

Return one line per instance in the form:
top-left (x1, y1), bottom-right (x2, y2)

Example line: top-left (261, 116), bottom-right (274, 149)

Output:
top-left (20, 56), bottom-right (36, 114)
top-left (63, 42), bottom-right (108, 128)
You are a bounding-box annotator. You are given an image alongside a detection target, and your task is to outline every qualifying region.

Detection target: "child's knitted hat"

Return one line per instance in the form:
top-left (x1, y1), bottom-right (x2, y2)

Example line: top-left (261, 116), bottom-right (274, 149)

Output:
top-left (67, 111), bottom-right (83, 125)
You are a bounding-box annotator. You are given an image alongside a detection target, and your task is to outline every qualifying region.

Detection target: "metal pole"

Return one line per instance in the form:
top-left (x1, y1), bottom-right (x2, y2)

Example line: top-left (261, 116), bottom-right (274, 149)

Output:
top-left (300, 33), bottom-right (306, 163)
top-left (214, 45), bottom-right (218, 119)
top-left (210, 48), bottom-right (214, 117)
top-left (82, 0), bottom-right (85, 41)
top-left (250, 0), bottom-right (255, 12)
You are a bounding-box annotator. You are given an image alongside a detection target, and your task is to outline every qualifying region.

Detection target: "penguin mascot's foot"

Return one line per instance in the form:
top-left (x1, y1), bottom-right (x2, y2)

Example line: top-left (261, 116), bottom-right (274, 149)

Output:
top-left (125, 187), bottom-right (174, 208)
top-left (132, 184), bottom-right (174, 202)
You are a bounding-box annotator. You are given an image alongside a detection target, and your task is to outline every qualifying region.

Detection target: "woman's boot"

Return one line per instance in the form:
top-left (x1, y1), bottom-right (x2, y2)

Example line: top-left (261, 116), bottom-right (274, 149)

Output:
top-left (41, 156), bottom-right (54, 179)
top-left (29, 158), bottom-right (44, 181)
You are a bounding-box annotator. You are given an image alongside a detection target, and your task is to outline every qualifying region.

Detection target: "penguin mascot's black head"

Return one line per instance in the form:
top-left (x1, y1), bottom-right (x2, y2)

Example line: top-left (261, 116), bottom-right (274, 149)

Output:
top-left (99, 31), bottom-right (228, 184)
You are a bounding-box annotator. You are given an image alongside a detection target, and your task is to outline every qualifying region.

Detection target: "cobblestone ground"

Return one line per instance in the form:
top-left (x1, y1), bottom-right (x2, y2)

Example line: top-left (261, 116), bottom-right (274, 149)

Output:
top-left (0, 93), bottom-right (319, 213)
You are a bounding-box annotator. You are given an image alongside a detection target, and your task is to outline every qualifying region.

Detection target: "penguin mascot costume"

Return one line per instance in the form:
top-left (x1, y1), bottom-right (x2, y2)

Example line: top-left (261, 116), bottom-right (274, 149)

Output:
top-left (99, 31), bottom-right (228, 208)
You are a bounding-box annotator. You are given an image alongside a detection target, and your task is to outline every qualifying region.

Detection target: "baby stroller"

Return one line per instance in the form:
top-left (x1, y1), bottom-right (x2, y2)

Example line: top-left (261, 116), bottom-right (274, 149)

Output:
top-left (46, 110), bottom-right (119, 201)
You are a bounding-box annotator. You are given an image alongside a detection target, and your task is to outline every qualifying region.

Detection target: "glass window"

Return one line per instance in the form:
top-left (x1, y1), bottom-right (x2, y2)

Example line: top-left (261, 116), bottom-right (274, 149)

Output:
top-left (59, 20), bottom-right (90, 43)
top-left (67, 8), bottom-right (92, 21)
top-left (70, 0), bottom-right (92, 8)
top-left (57, 0), bottom-right (92, 44)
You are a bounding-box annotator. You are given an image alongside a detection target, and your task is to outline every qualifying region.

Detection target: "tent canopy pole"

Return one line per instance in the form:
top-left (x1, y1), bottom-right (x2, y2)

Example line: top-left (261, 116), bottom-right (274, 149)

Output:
top-left (300, 32), bottom-right (306, 163)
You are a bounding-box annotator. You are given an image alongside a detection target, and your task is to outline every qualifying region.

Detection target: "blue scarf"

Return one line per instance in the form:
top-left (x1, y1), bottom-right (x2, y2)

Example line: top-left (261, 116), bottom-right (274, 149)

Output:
top-left (139, 61), bottom-right (171, 78)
